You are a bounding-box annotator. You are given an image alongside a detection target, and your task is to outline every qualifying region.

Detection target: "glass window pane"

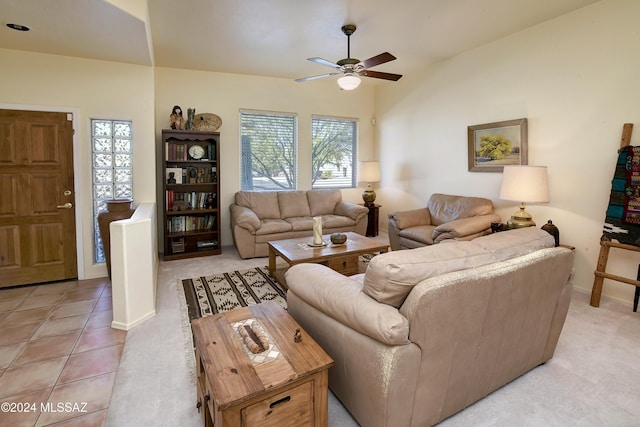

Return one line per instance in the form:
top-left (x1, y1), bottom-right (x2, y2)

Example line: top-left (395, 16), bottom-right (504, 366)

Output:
top-left (311, 116), bottom-right (358, 189)
top-left (94, 169), bottom-right (113, 183)
top-left (93, 138), bottom-right (112, 152)
top-left (93, 121), bottom-right (112, 136)
top-left (94, 184), bottom-right (113, 199)
top-left (114, 153), bottom-right (131, 167)
top-left (114, 139), bottom-right (131, 152)
top-left (115, 184), bottom-right (133, 199)
top-left (240, 111), bottom-right (298, 191)
top-left (94, 153), bottom-right (112, 168)
top-left (113, 122), bottom-right (131, 137)
top-left (115, 168), bottom-right (132, 183)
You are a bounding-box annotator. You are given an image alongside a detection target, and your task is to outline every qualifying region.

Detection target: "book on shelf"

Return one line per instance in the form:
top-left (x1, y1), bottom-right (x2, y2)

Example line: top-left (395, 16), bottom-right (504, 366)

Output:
top-left (165, 141), bottom-right (216, 161)
top-left (166, 191), bottom-right (216, 211)
top-left (167, 214), bottom-right (217, 233)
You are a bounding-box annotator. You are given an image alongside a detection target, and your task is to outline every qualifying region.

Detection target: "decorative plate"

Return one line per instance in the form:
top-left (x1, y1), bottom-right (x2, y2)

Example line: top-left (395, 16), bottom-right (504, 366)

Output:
top-left (188, 144), bottom-right (206, 160)
top-left (193, 113), bottom-right (222, 131)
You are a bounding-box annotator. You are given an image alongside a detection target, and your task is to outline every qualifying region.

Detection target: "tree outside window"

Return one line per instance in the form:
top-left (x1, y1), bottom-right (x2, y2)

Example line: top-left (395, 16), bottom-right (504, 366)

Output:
top-left (312, 116), bottom-right (357, 189)
top-left (240, 111), bottom-right (297, 191)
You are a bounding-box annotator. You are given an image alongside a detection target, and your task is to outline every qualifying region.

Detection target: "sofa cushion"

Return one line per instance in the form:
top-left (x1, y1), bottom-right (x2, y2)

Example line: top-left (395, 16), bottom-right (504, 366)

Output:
top-left (285, 216), bottom-right (313, 231)
top-left (322, 214), bottom-right (356, 228)
top-left (470, 227), bottom-right (555, 261)
top-left (363, 241), bottom-right (497, 308)
top-left (286, 264), bottom-right (410, 345)
top-left (427, 193), bottom-right (493, 226)
top-left (235, 191), bottom-right (281, 219)
top-left (254, 219), bottom-right (292, 235)
top-left (307, 189), bottom-right (341, 216)
top-left (398, 225), bottom-right (436, 245)
top-left (278, 191), bottom-right (311, 218)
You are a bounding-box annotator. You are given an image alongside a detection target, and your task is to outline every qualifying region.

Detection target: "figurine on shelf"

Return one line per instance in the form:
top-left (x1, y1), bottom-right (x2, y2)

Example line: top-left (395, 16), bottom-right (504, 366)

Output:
top-left (206, 193), bottom-right (215, 209)
top-left (170, 105), bottom-right (184, 130)
top-left (186, 108), bottom-right (195, 130)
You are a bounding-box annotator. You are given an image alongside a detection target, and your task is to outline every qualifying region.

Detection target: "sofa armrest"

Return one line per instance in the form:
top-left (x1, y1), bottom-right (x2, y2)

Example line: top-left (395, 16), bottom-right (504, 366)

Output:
top-left (334, 200), bottom-right (368, 221)
top-left (432, 213), bottom-right (501, 243)
top-left (388, 207), bottom-right (431, 230)
top-left (285, 264), bottom-right (410, 345)
top-left (229, 204), bottom-right (260, 233)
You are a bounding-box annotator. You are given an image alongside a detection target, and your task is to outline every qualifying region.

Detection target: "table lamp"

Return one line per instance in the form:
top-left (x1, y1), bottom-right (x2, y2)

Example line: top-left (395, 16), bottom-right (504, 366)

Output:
top-left (499, 165), bottom-right (549, 228)
top-left (358, 161), bottom-right (381, 206)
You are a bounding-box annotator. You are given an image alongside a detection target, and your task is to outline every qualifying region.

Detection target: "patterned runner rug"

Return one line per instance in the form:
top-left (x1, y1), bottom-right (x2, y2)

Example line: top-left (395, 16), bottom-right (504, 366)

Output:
top-left (180, 266), bottom-right (287, 321)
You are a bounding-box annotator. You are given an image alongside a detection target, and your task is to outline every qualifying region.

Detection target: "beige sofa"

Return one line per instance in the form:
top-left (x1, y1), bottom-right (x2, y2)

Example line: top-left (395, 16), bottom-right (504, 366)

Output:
top-left (388, 193), bottom-right (501, 250)
top-left (230, 189), bottom-right (369, 259)
top-left (286, 227), bottom-right (574, 427)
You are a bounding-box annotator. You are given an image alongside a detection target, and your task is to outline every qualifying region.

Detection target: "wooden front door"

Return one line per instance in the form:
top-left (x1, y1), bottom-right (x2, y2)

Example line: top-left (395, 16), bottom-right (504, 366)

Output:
top-left (0, 109), bottom-right (77, 287)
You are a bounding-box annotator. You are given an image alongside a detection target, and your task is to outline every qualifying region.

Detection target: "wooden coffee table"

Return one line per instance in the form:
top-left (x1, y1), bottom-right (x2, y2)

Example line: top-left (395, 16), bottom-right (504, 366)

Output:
top-left (191, 301), bottom-right (333, 427)
top-left (268, 231), bottom-right (389, 288)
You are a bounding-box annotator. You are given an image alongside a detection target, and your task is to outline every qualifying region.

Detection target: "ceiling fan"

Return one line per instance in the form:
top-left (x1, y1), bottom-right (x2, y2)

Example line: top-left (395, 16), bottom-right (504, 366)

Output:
top-left (295, 24), bottom-right (403, 90)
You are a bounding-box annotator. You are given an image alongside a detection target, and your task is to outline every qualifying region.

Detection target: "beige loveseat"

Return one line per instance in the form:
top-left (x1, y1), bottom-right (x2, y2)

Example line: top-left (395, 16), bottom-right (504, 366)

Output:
top-left (388, 193), bottom-right (501, 250)
top-left (230, 189), bottom-right (368, 259)
top-left (286, 227), bottom-right (574, 427)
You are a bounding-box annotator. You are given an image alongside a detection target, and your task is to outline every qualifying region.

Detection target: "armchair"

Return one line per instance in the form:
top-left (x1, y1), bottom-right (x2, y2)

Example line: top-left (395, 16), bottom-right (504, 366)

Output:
top-left (388, 193), bottom-right (501, 250)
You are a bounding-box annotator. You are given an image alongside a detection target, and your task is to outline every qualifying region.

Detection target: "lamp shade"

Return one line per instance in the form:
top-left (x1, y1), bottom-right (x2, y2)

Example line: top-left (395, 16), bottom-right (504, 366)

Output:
top-left (499, 165), bottom-right (549, 203)
top-left (358, 161), bottom-right (381, 183)
top-left (337, 74), bottom-right (361, 90)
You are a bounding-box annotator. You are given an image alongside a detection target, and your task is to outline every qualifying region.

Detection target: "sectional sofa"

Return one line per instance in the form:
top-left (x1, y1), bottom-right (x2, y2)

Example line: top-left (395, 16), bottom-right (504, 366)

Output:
top-left (285, 227), bottom-right (574, 426)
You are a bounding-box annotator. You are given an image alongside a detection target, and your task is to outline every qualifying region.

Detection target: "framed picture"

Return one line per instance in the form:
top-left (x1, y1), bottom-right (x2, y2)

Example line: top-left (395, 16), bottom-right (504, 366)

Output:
top-left (467, 118), bottom-right (528, 172)
top-left (166, 167), bottom-right (183, 184)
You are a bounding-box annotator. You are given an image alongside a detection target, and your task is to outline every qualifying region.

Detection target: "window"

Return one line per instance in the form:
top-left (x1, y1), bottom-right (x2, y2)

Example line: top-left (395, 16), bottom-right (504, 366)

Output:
top-left (311, 116), bottom-right (358, 189)
top-left (91, 119), bottom-right (133, 263)
top-left (240, 111), bottom-right (297, 191)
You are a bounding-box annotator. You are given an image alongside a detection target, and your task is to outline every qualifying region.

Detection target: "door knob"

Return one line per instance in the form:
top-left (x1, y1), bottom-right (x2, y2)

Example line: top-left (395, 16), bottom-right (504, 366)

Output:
top-left (56, 202), bottom-right (73, 209)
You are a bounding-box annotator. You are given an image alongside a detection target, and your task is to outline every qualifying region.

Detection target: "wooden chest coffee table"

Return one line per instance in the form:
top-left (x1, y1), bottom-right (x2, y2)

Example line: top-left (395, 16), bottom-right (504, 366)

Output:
top-left (191, 301), bottom-right (333, 427)
top-left (267, 231), bottom-right (389, 288)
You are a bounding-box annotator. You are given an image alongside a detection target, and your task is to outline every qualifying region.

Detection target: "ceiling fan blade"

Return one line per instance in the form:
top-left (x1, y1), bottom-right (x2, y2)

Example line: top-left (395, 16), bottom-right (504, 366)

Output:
top-left (358, 52), bottom-right (396, 69)
top-left (295, 73), bottom-right (339, 82)
top-left (360, 70), bottom-right (403, 81)
top-left (308, 57), bottom-right (340, 69)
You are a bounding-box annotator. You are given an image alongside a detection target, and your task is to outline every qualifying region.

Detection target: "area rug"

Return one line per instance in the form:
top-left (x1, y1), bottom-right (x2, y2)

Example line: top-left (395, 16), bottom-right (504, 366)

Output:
top-left (181, 266), bottom-right (287, 321)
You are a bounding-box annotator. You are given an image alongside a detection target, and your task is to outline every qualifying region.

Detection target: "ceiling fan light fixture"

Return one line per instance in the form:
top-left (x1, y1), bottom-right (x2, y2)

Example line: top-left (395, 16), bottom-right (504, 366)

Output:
top-left (337, 74), bottom-right (361, 90)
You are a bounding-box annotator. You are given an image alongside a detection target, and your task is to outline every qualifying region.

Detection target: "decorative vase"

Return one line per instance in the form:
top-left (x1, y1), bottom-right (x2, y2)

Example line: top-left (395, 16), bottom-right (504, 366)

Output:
top-left (330, 233), bottom-right (347, 245)
top-left (186, 108), bottom-right (196, 131)
top-left (98, 199), bottom-right (134, 279)
top-left (312, 216), bottom-right (323, 245)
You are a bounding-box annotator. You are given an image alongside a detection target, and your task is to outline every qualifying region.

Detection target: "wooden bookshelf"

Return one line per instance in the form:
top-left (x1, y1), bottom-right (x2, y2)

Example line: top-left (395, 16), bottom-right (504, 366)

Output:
top-left (161, 129), bottom-right (221, 260)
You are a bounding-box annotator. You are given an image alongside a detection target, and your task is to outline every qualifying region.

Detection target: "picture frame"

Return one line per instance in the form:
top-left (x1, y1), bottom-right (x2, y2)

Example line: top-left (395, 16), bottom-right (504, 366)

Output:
top-left (166, 167), bottom-right (183, 184)
top-left (467, 118), bottom-right (528, 172)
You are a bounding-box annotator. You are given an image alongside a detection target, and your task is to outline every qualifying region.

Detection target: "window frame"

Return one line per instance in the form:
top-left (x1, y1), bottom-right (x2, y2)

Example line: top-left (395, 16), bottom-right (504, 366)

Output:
top-left (239, 109), bottom-right (299, 191)
top-left (311, 115), bottom-right (358, 190)
top-left (91, 118), bottom-right (133, 264)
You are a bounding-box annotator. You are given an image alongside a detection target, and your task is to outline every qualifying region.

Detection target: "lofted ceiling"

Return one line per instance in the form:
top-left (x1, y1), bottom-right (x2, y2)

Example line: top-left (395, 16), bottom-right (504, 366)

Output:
top-left (1, 0), bottom-right (600, 85)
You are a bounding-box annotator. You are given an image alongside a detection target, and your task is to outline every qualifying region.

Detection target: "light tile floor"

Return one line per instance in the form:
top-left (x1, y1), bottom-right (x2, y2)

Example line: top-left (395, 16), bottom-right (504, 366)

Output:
top-left (0, 278), bottom-right (123, 427)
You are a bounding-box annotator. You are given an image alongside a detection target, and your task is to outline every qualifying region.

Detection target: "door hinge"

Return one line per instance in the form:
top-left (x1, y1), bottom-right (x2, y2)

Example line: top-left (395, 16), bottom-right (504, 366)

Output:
top-left (66, 113), bottom-right (73, 121)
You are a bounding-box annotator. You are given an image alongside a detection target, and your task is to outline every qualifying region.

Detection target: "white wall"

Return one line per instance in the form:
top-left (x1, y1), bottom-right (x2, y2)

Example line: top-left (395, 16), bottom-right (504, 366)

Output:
top-left (0, 49), bottom-right (156, 279)
top-left (154, 68), bottom-right (376, 247)
top-left (375, 0), bottom-right (640, 303)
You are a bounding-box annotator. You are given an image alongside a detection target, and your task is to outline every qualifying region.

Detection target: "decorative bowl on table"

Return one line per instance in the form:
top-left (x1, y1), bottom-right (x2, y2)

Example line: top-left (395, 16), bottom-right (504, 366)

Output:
top-left (330, 233), bottom-right (347, 245)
